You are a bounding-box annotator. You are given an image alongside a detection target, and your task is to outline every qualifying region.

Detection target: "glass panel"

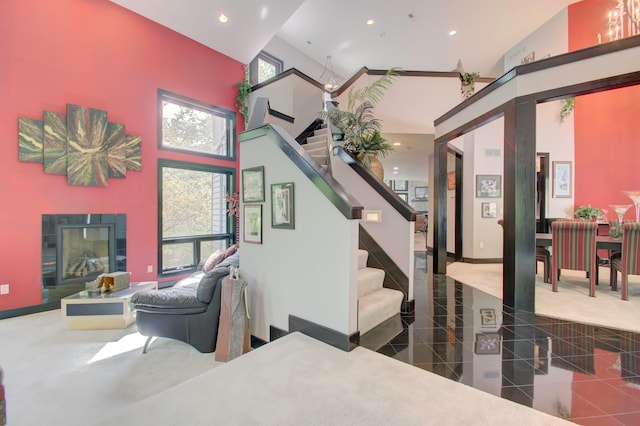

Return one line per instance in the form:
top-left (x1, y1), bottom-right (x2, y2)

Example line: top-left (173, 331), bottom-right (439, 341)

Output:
top-left (258, 58), bottom-right (277, 83)
top-left (61, 226), bottom-right (110, 281)
top-left (162, 167), bottom-right (228, 238)
top-left (162, 243), bottom-right (194, 270)
top-left (161, 100), bottom-right (229, 156)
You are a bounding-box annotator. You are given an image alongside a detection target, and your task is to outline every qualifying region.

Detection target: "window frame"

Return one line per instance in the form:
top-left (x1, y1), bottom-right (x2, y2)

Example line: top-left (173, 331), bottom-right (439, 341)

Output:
top-left (157, 158), bottom-right (236, 278)
top-left (157, 89), bottom-right (236, 160)
top-left (249, 50), bottom-right (284, 85)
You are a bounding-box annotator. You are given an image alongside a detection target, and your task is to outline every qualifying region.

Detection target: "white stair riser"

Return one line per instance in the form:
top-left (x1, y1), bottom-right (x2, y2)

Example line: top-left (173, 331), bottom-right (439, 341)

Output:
top-left (358, 267), bottom-right (385, 298)
top-left (306, 135), bottom-right (326, 145)
top-left (358, 250), bottom-right (368, 269)
top-left (358, 288), bottom-right (404, 335)
top-left (311, 155), bottom-right (327, 165)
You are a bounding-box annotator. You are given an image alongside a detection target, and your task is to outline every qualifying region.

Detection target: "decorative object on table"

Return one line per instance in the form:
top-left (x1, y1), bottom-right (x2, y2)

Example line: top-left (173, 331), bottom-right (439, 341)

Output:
top-left (271, 182), bottom-right (295, 229)
top-left (475, 175), bottom-right (501, 198)
top-left (575, 205), bottom-right (602, 221)
top-left (243, 204), bottom-right (262, 244)
top-left (461, 71), bottom-right (480, 100)
top-left (225, 192), bottom-right (240, 243)
top-left (609, 204), bottom-right (632, 230)
top-left (18, 103), bottom-right (142, 186)
top-left (609, 222), bottom-right (623, 239)
top-left (552, 161), bottom-right (572, 198)
top-left (475, 332), bottom-right (501, 354)
top-left (323, 68), bottom-right (398, 180)
top-left (215, 266), bottom-right (251, 362)
top-left (85, 274), bottom-right (103, 294)
top-left (481, 202), bottom-right (497, 218)
top-left (610, 222), bottom-right (640, 301)
top-left (96, 271), bottom-right (131, 293)
top-left (479, 308), bottom-right (497, 328)
top-left (623, 190), bottom-right (640, 222)
top-left (241, 166), bottom-right (265, 203)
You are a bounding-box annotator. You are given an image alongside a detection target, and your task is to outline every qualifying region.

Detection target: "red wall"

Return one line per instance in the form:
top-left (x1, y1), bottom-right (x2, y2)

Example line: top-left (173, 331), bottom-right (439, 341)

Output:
top-left (0, 0), bottom-right (242, 310)
top-left (568, 0), bottom-right (640, 219)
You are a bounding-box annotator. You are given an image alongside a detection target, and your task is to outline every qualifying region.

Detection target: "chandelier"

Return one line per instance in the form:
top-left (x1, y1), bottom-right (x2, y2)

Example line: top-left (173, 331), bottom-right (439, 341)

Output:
top-left (319, 55), bottom-right (338, 90)
top-left (601, 0), bottom-right (640, 42)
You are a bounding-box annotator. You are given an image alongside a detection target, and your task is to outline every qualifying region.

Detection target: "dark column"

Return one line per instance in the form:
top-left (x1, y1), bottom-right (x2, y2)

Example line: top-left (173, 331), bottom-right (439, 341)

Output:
top-left (503, 98), bottom-right (536, 311)
top-left (433, 140), bottom-right (448, 274)
top-left (454, 153), bottom-right (463, 261)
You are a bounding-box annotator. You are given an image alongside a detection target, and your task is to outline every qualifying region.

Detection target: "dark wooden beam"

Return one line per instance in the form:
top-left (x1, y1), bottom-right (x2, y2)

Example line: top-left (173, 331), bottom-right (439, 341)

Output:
top-left (433, 140), bottom-right (448, 274)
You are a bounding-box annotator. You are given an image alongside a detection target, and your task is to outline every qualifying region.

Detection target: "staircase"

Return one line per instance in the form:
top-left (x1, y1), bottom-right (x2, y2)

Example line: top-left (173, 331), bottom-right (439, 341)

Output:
top-left (300, 125), bottom-right (403, 336)
top-left (357, 249), bottom-right (403, 335)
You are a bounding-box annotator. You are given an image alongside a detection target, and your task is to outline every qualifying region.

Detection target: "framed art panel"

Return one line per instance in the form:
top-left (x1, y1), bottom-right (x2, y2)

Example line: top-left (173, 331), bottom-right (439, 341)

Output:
top-left (552, 161), bottom-right (572, 198)
top-left (447, 171), bottom-right (455, 190)
top-left (243, 204), bottom-right (262, 244)
top-left (271, 182), bottom-right (295, 229)
top-left (394, 180), bottom-right (408, 191)
top-left (415, 186), bottom-right (428, 199)
top-left (480, 308), bottom-right (497, 327)
top-left (242, 166), bottom-right (265, 202)
top-left (481, 202), bottom-right (497, 219)
top-left (476, 175), bottom-right (502, 198)
top-left (475, 332), bottom-right (501, 355)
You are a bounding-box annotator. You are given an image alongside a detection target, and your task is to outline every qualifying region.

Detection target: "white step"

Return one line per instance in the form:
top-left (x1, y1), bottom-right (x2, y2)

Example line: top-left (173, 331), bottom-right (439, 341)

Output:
top-left (310, 154), bottom-right (327, 165)
top-left (358, 267), bottom-right (385, 298)
top-left (358, 288), bottom-right (404, 335)
top-left (306, 135), bottom-right (326, 145)
top-left (357, 249), bottom-right (368, 269)
top-left (314, 127), bottom-right (328, 137)
top-left (305, 145), bottom-right (327, 156)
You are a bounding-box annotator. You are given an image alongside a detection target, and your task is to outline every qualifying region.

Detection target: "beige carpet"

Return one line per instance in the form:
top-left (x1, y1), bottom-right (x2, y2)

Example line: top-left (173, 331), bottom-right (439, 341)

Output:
top-left (446, 261), bottom-right (640, 334)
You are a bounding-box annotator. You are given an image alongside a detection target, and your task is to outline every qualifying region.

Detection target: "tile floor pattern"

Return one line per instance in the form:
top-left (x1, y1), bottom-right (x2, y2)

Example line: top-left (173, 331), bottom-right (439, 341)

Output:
top-left (363, 253), bottom-right (640, 425)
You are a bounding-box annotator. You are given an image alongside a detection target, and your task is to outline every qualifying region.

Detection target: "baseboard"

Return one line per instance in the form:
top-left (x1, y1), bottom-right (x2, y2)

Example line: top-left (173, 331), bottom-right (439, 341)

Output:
top-left (0, 301), bottom-right (59, 320)
top-left (461, 257), bottom-right (503, 264)
top-left (269, 325), bottom-right (289, 342)
top-left (289, 315), bottom-right (359, 351)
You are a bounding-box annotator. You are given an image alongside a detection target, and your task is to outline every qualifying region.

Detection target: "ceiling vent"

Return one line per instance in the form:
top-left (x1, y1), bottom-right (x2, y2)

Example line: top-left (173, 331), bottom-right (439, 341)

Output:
top-left (484, 148), bottom-right (501, 157)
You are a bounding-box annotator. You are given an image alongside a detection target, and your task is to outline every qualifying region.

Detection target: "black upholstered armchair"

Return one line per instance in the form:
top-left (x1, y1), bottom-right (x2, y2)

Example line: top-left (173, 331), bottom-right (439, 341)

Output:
top-left (131, 252), bottom-right (239, 353)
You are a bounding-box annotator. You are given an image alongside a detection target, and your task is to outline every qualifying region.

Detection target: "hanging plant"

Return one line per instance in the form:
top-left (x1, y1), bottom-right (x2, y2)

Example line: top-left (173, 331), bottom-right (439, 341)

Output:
top-left (460, 72), bottom-right (480, 99)
top-left (234, 65), bottom-right (251, 129)
top-left (560, 97), bottom-right (575, 122)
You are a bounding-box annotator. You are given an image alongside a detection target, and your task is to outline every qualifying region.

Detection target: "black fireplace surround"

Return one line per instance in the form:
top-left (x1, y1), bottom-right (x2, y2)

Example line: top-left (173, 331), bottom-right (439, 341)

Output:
top-left (42, 214), bottom-right (126, 287)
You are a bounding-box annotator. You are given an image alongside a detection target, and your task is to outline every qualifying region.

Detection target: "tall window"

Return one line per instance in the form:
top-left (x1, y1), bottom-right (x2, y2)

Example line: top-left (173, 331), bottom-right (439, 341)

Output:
top-left (159, 89), bottom-right (235, 159)
top-left (158, 160), bottom-right (235, 276)
top-left (249, 51), bottom-right (284, 85)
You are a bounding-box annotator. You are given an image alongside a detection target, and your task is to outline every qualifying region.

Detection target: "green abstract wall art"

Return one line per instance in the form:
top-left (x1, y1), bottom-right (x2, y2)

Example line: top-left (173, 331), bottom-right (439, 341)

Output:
top-left (18, 103), bottom-right (142, 186)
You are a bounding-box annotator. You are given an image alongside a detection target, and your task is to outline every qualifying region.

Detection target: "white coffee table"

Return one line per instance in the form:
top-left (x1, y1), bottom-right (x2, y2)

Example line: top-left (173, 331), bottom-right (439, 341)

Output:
top-left (61, 281), bottom-right (158, 330)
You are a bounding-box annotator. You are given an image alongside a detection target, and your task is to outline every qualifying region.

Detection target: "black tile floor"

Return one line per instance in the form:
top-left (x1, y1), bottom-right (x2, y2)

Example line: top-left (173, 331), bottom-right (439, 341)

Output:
top-left (362, 252), bottom-right (640, 425)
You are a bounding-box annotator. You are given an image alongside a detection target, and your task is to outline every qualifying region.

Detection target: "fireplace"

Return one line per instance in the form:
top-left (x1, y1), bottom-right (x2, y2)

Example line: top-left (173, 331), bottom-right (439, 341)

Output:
top-left (42, 214), bottom-right (126, 287)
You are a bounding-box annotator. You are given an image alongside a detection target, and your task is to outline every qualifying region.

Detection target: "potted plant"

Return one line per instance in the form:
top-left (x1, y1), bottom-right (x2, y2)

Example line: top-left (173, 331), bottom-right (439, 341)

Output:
top-left (461, 71), bottom-right (480, 99)
top-left (575, 205), bottom-right (602, 221)
top-left (324, 68), bottom-right (398, 179)
top-left (234, 65), bottom-right (251, 130)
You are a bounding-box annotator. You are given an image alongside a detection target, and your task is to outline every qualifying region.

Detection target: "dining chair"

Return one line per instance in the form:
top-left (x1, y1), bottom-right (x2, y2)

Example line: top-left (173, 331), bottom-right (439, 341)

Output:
top-left (609, 222), bottom-right (640, 301)
top-left (551, 220), bottom-right (598, 297)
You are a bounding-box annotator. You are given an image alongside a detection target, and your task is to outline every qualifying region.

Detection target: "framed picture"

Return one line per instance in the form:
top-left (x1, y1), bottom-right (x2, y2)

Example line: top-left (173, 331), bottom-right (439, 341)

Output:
top-left (243, 204), bottom-right (262, 244)
top-left (271, 182), bottom-right (295, 229)
top-left (394, 180), bottom-right (408, 191)
top-left (397, 192), bottom-right (408, 202)
top-left (480, 308), bottom-right (497, 327)
top-left (475, 174), bottom-right (502, 198)
top-left (242, 166), bottom-right (265, 202)
top-left (475, 332), bottom-right (501, 355)
top-left (447, 171), bottom-right (455, 190)
top-left (481, 202), bottom-right (497, 219)
top-left (415, 186), bottom-right (428, 199)
top-left (552, 161), bottom-right (572, 198)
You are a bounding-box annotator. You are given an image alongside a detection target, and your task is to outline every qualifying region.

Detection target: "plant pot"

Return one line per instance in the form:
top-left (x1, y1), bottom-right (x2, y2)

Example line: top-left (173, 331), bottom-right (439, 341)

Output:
top-left (357, 152), bottom-right (384, 181)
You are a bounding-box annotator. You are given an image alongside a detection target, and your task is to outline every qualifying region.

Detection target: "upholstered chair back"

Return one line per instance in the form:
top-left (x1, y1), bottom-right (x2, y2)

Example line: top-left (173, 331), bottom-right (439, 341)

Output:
top-left (551, 220), bottom-right (598, 296)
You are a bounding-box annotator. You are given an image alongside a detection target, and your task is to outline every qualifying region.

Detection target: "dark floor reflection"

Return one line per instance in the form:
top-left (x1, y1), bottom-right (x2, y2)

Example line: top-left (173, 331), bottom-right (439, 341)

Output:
top-left (363, 252), bottom-right (640, 425)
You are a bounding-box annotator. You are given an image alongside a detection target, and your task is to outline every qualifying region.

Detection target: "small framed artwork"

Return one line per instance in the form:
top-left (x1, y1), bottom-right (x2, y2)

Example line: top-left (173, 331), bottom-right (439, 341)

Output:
top-left (271, 182), bottom-right (295, 229)
top-left (552, 161), bottom-right (572, 198)
top-left (475, 332), bottom-right (501, 355)
top-left (394, 180), bottom-right (408, 191)
top-left (480, 308), bottom-right (497, 327)
top-left (243, 204), bottom-right (262, 244)
top-left (481, 202), bottom-right (497, 219)
top-left (447, 171), bottom-right (455, 190)
top-left (476, 174), bottom-right (502, 198)
top-left (415, 186), bottom-right (428, 199)
top-left (242, 166), bottom-right (265, 202)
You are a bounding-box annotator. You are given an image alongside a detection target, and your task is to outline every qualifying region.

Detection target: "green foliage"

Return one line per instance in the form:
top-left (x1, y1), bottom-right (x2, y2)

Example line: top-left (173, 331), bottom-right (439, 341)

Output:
top-left (234, 66), bottom-right (252, 129)
top-left (560, 97), bottom-right (575, 122)
top-left (575, 205), bottom-right (602, 220)
top-left (461, 72), bottom-right (480, 86)
top-left (325, 68), bottom-right (399, 161)
top-left (609, 222), bottom-right (623, 238)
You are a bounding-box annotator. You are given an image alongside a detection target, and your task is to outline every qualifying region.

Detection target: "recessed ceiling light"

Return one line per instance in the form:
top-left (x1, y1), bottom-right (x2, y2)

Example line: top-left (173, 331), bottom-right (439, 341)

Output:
top-left (393, 166), bottom-right (399, 170)
top-left (393, 142), bottom-right (401, 146)
top-left (366, 19), bottom-right (375, 25)
top-left (393, 171), bottom-right (399, 174)
top-left (218, 13), bottom-right (228, 23)
top-left (449, 30), bottom-right (457, 36)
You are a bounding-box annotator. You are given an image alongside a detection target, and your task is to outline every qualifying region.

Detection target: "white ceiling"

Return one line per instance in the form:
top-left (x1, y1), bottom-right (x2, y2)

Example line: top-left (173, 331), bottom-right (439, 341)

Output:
top-left (109, 0), bottom-right (580, 182)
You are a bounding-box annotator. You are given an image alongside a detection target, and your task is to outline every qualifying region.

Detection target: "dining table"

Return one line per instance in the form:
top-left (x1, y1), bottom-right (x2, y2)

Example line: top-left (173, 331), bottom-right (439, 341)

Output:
top-left (535, 233), bottom-right (622, 251)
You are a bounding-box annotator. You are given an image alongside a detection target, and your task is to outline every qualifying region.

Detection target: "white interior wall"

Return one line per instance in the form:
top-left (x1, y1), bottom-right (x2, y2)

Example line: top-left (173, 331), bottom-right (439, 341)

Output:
top-left (240, 130), bottom-right (359, 339)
